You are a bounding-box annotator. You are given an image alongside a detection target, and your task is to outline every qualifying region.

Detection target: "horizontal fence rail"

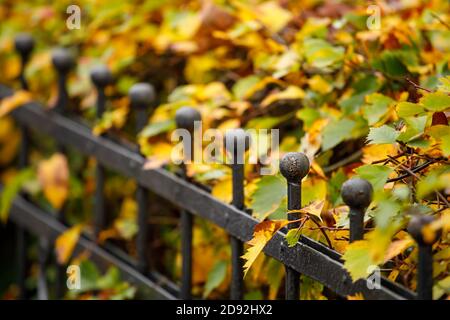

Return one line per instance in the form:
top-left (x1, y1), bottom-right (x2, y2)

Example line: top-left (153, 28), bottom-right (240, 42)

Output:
top-left (0, 83), bottom-right (417, 300)
top-left (3, 184), bottom-right (176, 300)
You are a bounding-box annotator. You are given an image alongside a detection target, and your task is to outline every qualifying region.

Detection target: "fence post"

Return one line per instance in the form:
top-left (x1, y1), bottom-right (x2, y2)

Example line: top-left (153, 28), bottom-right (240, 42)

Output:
top-left (279, 152), bottom-right (310, 300)
top-left (51, 48), bottom-right (74, 113)
top-left (341, 178), bottom-right (373, 242)
top-left (407, 214), bottom-right (437, 300)
top-left (129, 83), bottom-right (156, 274)
top-left (14, 33), bottom-right (34, 300)
top-left (224, 129), bottom-right (250, 300)
top-left (90, 65), bottom-right (113, 239)
top-left (37, 237), bottom-right (50, 300)
top-left (175, 106), bottom-right (201, 299)
top-left (15, 33), bottom-right (34, 90)
top-left (51, 48), bottom-right (76, 298)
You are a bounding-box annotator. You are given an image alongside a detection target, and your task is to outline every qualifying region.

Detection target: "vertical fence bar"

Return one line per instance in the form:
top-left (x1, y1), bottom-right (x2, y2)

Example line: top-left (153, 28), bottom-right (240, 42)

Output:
top-left (51, 48), bottom-right (75, 299)
top-left (224, 129), bottom-right (250, 300)
top-left (175, 106), bottom-right (201, 299)
top-left (90, 65), bottom-right (113, 239)
top-left (51, 48), bottom-right (74, 114)
top-left (279, 152), bottom-right (310, 300)
top-left (14, 33), bottom-right (34, 300)
top-left (341, 178), bottom-right (373, 243)
top-left (407, 215), bottom-right (437, 300)
top-left (129, 83), bottom-right (156, 274)
top-left (37, 237), bottom-right (50, 300)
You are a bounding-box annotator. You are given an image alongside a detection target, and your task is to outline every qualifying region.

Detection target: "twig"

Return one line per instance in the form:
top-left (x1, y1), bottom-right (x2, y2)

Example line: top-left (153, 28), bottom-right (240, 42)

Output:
top-left (386, 160), bottom-right (433, 182)
top-left (389, 157), bottom-right (450, 208)
top-left (405, 77), bottom-right (433, 93)
top-left (323, 150), bottom-right (363, 174)
top-left (431, 12), bottom-right (450, 30)
top-left (308, 218), bottom-right (333, 249)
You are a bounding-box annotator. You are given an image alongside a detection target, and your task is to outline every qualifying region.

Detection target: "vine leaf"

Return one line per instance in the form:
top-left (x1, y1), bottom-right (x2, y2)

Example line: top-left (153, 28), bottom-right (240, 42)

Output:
top-left (242, 219), bottom-right (290, 277)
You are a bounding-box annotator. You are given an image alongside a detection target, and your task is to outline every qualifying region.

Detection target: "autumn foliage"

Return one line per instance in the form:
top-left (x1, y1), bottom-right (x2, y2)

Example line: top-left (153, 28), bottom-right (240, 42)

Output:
top-left (0, 0), bottom-right (450, 300)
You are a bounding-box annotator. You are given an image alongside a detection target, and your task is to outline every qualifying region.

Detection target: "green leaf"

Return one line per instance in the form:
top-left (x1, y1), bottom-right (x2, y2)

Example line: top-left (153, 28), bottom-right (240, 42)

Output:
top-left (355, 164), bottom-right (393, 191)
top-left (397, 116), bottom-right (427, 143)
top-left (97, 267), bottom-right (121, 290)
top-left (78, 260), bottom-right (101, 292)
top-left (285, 228), bottom-right (301, 247)
top-left (366, 125), bottom-right (399, 144)
top-left (372, 198), bottom-right (402, 230)
top-left (429, 125), bottom-right (450, 156)
top-left (371, 51), bottom-right (408, 77)
top-left (362, 93), bottom-right (394, 125)
top-left (0, 168), bottom-right (34, 223)
top-left (438, 76), bottom-right (450, 93)
top-left (232, 75), bottom-right (261, 100)
top-left (303, 38), bottom-right (345, 70)
top-left (342, 240), bottom-right (375, 281)
top-left (139, 119), bottom-right (175, 138)
top-left (321, 118), bottom-right (356, 150)
top-left (420, 92), bottom-right (450, 111)
top-left (416, 167), bottom-right (450, 199)
top-left (296, 107), bottom-right (320, 129)
top-left (250, 175), bottom-right (286, 221)
top-left (203, 261), bottom-right (227, 298)
top-left (396, 101), bottom-right (426, 118)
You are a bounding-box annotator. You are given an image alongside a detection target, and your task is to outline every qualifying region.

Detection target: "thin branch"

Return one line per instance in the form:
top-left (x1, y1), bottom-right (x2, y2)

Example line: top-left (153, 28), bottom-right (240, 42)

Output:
top-left (431, 12), bottom-right (450, 30)
top-left (323, 150), bottom-right (363, 174)
top-left (405, 77), bottom-right (433, 93)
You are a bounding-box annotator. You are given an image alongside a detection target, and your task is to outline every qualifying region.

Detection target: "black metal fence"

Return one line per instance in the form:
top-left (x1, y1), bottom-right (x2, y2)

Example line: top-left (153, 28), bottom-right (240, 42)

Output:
top-left (0, 34), bottom-right (434, 300)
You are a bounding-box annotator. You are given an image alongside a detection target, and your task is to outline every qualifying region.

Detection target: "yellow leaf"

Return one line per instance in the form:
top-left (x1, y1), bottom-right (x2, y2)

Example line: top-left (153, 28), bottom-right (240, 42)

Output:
top-left (383, 238), bottom-right (414, 263)
top-left (308, 75), bottom-right (332, 94)
top-left (212, 178), bottom-right (232, 203)
top-left (37, 153), bottom-right (69, 210)
top-left (261, 86), bottom-right (305, 108)
top-left (0, 90), bottom-right (32, 118)
top-left (289, 199), bottom-right (325, 221)
top-left (362, 144), bottom-right (396, 164)
top-left (347, 293), bottom-right (364, 300)
top-left (242, 220), bottom-right (289, 277)
top-left (93, 106), bottom-right (129, 136)
top-left (257, 1), bottom-right (292, 33)
top-left (55, 224), bottom-right (82, 264)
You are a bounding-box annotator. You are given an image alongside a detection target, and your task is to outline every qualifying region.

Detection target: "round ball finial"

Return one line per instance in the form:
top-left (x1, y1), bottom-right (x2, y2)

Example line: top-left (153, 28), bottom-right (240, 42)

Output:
top-left (175, 107), bottom-right (201, 132)
top-left (129, 83), bottom-right (155, 109)
top-left (341, 178), bottom-right (373, 209)
top-left (407, 214), bottom-right (438, 246)
top-left (14, 33), bottom-right (34, 57)
top-left (224, 128), bottom-right (251, 156)
top-left (90, 65), bottom-right (113, 88)
top-left (279, 152), bottom-right (310, 183)
top-left (51, 48), bottom-right (75, 73)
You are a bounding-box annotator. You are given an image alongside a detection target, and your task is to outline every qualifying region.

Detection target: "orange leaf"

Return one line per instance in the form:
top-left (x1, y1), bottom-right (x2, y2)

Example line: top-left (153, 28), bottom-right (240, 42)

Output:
top-left (242, 219), bottom-right (289, 277)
